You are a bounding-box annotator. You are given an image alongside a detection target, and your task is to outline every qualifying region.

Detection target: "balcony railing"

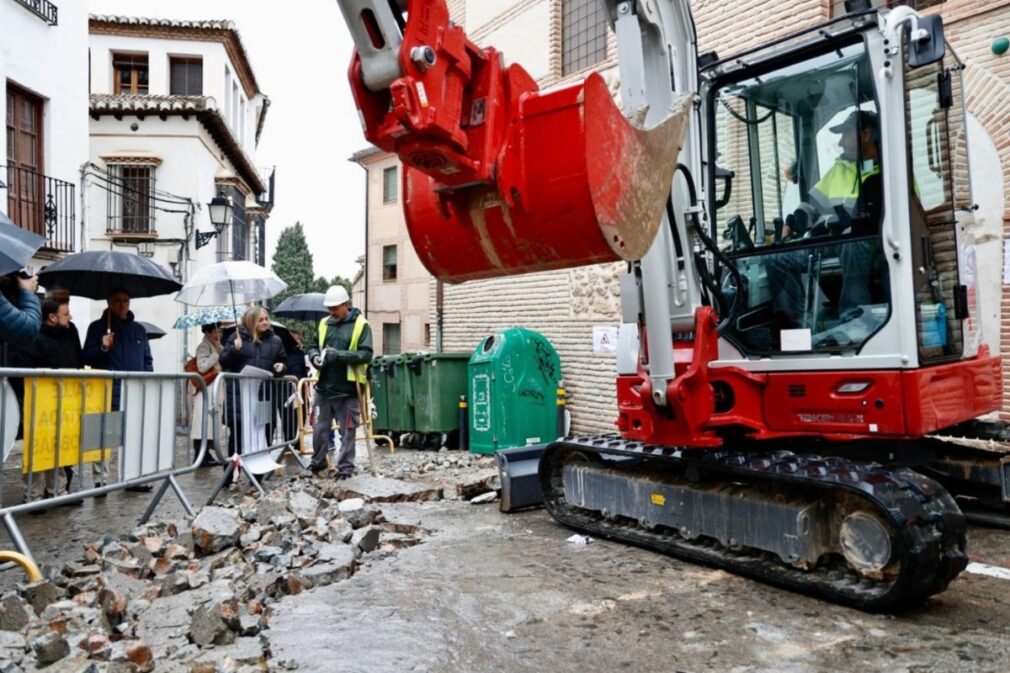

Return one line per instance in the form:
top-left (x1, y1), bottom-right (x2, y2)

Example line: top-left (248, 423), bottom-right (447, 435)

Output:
top-left (3, 165), bottom-right (76, 253)
top-left (13, 0), bottom-right (58, 25)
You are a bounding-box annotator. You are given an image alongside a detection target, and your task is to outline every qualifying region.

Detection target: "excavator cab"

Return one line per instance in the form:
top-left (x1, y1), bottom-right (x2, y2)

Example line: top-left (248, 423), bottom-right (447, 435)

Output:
top-left (711, 40), bottom-right (890, 354)
top-left (703, 12), bottom-right (974, 367)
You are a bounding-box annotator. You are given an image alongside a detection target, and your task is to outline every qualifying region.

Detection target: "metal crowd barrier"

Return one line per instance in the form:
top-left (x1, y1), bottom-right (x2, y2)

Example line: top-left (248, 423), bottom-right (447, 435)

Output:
top-left (295, 377), bottom-right (317, 455)
top-left (204, 372), bottom-right (306, 504)
top-left (295, 377), bottom-right (396, 465)
top-left (0, 367), bottom-right (398, 562)
top-left (0, 367), bottom-right (210, 562)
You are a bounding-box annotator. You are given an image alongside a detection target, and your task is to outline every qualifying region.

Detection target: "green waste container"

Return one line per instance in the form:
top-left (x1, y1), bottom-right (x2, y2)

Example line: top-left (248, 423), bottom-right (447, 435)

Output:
top-left (467, 328), bottom-right (562, 455)
top-left (386, 354), bottom-right (415, 432)
top-left (409, 353), bottom-right (470, 433)
top-left (368, 356), bottom-right (392, 432)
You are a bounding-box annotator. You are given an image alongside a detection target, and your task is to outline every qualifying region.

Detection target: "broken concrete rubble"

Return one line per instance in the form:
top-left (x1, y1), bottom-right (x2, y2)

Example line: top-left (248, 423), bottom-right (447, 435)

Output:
top-left (0, 473), bottom-right (433, 671)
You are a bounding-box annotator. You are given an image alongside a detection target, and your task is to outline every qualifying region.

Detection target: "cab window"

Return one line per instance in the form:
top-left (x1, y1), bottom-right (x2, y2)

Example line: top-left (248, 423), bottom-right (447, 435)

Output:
top-left (711, 41), bottom-right (889, 356)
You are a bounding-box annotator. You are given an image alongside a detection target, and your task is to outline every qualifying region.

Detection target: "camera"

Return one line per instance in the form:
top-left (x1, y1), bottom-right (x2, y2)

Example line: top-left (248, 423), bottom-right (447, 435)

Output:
top-left (16, 269), bottom-right (32, 280)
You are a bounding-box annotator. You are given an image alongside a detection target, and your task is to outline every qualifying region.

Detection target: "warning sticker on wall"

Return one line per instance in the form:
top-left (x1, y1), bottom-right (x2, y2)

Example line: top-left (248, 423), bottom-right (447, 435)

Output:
top-left (593, 325), bottom-right (618, 354)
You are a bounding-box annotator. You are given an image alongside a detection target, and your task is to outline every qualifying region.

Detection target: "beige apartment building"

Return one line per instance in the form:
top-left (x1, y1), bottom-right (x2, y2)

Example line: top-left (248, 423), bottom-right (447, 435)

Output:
top-left (351, 147), bottom-right (432, 356)
top-left (355, 0), bottom-right (1010, 429)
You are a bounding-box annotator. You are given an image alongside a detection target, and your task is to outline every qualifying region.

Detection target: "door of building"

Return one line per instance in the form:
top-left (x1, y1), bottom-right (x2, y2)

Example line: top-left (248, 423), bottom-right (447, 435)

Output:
top-left (5, 84), bottom-right (45, 237)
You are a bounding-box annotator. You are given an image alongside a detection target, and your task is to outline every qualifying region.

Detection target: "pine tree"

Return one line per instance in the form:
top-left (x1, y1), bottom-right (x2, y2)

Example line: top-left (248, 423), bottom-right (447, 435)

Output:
top-left (271, 222), bottom-right (315, 306)
top-left (311, 274), bottom-right (352, 298)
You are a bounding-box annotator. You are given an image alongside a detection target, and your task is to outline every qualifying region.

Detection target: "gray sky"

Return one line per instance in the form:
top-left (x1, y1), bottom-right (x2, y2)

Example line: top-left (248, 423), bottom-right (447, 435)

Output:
top-left (89, 0), bottom-right (367, 282)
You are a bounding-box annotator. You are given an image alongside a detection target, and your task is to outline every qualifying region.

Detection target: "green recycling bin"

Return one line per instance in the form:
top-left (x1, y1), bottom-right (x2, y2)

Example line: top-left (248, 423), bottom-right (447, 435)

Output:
top-left (409, 353), bottom-right (470, 433)
top-left (386, 354), bottom-right (415, 432)
top-left (368, 356), bottom-right (392, 432)
top-left (467, 327), bottom-right (562, 455)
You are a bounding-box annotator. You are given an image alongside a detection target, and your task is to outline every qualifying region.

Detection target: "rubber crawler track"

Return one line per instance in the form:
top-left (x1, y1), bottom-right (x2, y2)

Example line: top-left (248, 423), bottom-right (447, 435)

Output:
top-left (540, 435), bottom-right (969, 612)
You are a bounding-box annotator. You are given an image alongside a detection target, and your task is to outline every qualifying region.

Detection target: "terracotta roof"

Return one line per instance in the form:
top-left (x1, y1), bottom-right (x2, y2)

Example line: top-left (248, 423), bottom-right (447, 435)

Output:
top-left (89, 15), bottom-right (236, 30)
top-left (90, 94), bottom-right (211, 114)
top-left (90, 94), bottom-right (266, 195)
top-left (89, 14), bottom-right (262, 98)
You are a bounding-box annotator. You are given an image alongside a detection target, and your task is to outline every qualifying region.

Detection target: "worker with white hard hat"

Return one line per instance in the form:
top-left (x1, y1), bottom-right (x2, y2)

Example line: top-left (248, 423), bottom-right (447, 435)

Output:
top-left (307, 285), bottom-right (372, 478)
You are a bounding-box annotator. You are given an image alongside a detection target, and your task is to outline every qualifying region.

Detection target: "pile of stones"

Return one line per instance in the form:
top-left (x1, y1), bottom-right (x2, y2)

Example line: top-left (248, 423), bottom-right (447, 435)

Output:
top-left (0, 476), bottom-right (427, 672)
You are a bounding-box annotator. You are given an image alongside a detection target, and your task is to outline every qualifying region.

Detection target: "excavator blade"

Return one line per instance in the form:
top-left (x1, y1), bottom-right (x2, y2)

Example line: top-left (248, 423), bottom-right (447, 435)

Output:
top-left (404, 74), bottom-right (693, 283)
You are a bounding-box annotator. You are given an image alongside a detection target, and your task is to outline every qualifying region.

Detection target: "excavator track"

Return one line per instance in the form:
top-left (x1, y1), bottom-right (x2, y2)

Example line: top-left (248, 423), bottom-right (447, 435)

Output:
top-left (540, 435), bottom-right (969, 612)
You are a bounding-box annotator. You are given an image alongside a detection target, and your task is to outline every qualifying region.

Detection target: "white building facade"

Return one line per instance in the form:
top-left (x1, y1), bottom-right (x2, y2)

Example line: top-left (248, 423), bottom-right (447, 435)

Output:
top-left (86, 15), bottom-right (273, 372)
top-left (1, 0), bottom-right (89, 268)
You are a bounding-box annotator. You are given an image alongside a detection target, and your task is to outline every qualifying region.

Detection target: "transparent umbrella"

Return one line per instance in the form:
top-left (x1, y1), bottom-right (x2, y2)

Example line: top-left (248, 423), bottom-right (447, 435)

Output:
top-left (175, 261), bottom-right (287, 320)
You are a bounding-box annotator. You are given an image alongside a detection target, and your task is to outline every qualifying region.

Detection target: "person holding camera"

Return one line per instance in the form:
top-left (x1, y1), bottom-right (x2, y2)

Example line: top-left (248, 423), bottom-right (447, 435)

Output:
top-left (0, 271), bottom-right (41, 350)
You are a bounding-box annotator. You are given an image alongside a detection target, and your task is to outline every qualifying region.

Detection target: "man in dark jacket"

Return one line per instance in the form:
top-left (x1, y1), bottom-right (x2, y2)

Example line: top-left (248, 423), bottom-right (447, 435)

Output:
top-left (307, 286), bottom-right (372, 478)
top-left (82, 288), bottom-right (153, 491)
top-left (13, 297), bottom-right (83, 503)
top-left (15, 297), bottom-right (83, 370)
top-left (83, 288), bottom-right (153, 386)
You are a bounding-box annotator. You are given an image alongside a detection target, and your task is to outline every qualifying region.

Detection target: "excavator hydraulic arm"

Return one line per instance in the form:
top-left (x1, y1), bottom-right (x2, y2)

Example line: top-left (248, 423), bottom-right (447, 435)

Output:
top-left (340, 0), bottom-right (690, 282)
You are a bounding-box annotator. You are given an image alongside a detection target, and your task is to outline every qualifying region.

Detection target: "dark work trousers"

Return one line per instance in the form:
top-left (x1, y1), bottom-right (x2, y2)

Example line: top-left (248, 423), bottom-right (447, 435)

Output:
top-left (311, 393), bottom-right (359, 474)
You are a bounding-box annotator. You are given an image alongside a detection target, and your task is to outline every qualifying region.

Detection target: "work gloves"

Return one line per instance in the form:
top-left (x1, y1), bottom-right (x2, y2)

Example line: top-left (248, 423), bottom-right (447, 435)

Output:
top-left (311, 348), bottom-right (340, 369)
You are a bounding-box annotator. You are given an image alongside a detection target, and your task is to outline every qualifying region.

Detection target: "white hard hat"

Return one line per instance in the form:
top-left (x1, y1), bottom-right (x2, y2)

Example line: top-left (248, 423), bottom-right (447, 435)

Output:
top-left (323, 285), bottom-right (350, 307)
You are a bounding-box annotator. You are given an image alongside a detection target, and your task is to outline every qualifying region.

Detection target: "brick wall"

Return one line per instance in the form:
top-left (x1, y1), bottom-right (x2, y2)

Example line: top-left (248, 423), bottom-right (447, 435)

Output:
top-left (940, 3), bottom-right (1010, 415)
top-left (692, 0), bottom-right (828, 55)
top-left (436, 263), bottom-right (626, 434)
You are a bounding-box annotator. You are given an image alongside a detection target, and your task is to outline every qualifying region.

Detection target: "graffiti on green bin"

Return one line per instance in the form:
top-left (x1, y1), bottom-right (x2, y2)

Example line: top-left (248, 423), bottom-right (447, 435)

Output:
top-left (472, 373), bottom-right (491, 432)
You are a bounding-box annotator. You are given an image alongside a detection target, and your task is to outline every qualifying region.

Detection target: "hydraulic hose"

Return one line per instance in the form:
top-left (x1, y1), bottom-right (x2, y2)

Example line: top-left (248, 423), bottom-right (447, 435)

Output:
top-left (673, 163), bottom-right (746, 332)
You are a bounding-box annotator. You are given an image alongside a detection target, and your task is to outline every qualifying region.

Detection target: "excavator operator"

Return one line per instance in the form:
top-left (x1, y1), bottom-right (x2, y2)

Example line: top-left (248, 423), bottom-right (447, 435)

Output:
top-left (768, 109), bottom-right (885, 337)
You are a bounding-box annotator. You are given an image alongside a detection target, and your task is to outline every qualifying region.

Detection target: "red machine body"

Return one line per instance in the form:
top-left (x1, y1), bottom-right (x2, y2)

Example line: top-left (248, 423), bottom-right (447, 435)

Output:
top-left (613, 307), bottom-right (1002, 446)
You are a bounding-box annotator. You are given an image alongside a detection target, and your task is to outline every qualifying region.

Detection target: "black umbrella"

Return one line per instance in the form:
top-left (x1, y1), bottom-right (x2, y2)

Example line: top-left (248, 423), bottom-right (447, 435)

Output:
top-left (273, 293), bottom-right (328, 321)
top-left (0, 211), bottom-right (45, 277)
top-left (138, 321), bottom-right (166, 340)
top-left (38, 250), bottom-right (182, 300)
top-left (223, 321), bottom-right (298, 353)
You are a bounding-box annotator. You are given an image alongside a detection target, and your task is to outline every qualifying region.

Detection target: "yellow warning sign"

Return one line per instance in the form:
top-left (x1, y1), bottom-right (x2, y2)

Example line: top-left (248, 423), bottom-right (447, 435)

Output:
top-left (22, 377), bottom-right (112, 474)
top-left (650, 493), bottom-right (665, 506)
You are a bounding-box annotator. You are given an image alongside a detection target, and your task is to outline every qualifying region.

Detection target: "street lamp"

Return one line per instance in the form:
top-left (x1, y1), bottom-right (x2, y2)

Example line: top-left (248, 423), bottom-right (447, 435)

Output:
top-left (196, 195), bottom-right (233, 249)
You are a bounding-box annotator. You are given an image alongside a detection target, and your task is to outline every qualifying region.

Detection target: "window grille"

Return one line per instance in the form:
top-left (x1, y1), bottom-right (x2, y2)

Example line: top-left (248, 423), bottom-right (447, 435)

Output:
top-left (562, 0), bottom-right (608, 76)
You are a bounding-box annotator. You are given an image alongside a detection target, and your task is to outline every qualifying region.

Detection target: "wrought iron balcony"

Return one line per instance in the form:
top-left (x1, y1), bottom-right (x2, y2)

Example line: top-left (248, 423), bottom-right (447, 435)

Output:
top-left (12, 0), bottom-right (58, 25)
top-left (2, 165), bottom-right (76, 253)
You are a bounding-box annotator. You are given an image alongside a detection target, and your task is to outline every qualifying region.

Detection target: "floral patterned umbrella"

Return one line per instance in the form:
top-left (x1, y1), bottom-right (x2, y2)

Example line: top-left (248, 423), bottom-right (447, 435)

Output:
top-left (172, 305), bottom-right (246, 330)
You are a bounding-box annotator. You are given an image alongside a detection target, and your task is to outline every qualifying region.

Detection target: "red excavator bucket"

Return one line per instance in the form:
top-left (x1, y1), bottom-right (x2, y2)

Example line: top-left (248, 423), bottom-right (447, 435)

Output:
top-left (347, 0), bottom-right (690, 283)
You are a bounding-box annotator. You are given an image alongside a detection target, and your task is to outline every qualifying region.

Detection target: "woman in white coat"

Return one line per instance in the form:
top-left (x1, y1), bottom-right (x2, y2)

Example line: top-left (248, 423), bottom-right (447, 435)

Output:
top-left (191, 322), bottom-right (225, 466)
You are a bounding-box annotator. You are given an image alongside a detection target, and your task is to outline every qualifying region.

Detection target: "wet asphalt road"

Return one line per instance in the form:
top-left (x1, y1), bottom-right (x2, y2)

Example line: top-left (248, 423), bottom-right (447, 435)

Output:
top-left (1, 442), bottom-right (1010, 672)
top-left (266, 501), bottom-right (1010, 673)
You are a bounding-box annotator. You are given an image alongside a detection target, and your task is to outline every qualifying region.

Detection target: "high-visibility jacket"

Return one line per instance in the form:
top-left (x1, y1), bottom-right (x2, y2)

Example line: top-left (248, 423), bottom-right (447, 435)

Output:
top-left (808, 159), bottom-right (880, 215)
top-left (318, 312), bottom-right (369, 383)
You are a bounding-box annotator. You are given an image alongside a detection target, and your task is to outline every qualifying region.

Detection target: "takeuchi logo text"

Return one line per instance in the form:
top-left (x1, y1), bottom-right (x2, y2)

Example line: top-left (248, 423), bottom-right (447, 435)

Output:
top-left (796, 413), bottom-right (865, 424)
